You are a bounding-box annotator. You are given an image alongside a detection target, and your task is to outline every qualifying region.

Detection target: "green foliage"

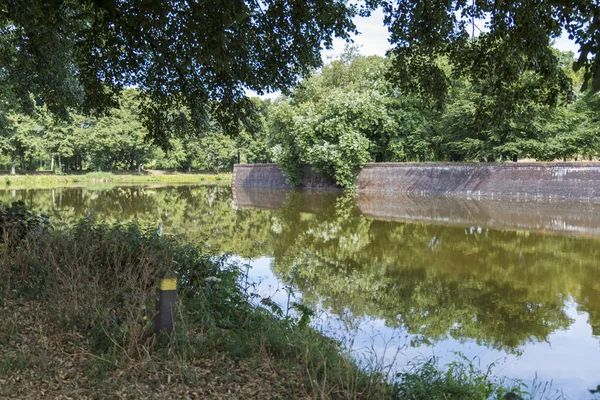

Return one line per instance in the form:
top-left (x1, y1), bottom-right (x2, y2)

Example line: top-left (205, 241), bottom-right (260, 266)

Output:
top-left (269, 100), bottom-right (304, 186)
top-left (393, 355), bottom-right (523, 400)
top-left (377, 0), bottom-right (596, 104)
top-left (271, 48), bottom-right (600, 176)
top-left (0, 0), bottom-right (356, 139)
top-left (0, 200), bottom-right (49, 245)
top-left (271, 51), bottom-right (399, 187)
top-left (0, 89), bottom-right (275, 173)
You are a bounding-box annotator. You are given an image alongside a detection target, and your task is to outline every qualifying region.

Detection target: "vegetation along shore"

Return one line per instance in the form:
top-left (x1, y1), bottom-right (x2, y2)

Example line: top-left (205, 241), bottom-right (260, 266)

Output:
top-left (0, 202), bottom-right (530, 399)
top-left (1, 171), bottom-right (232, 189)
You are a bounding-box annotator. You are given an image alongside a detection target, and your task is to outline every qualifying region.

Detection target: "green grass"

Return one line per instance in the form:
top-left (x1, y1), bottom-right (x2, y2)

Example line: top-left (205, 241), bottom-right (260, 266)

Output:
top-left (0, 352), bottom-right (32, 374)
top-left (1, 171), bottom-right (232, 188)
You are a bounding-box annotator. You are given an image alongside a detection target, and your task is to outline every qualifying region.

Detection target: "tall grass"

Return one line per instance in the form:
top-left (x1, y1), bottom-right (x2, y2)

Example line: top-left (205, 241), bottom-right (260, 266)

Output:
top-left (0, 213), bottom-right (390, 398)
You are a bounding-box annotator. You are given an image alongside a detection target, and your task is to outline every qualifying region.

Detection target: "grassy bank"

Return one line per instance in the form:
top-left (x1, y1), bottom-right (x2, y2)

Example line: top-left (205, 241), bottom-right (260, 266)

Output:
top-left (0, 202), bottom-right (527, 399)
top-left (1, 171), bottom-right (232, 189)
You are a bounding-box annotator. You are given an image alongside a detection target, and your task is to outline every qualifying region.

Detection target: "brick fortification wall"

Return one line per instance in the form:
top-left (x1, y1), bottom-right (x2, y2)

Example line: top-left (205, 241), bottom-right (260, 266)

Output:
top-left (232, 164), bottom-right (336, 190)
top-left (355, 162), bottom-right (600, 199)
top-left (233, 162), bottom-right (600, 200)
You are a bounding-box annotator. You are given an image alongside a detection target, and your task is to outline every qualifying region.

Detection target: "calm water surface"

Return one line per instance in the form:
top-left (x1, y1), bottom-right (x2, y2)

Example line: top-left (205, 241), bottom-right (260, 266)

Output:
top-left (4, 184), bottom-right (600, 399)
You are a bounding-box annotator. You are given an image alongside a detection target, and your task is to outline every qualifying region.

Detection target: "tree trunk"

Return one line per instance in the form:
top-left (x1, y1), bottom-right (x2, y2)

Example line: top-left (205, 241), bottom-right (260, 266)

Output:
top-left (58, 156), bottom-right (62, 172)
top-left (50, 154), bottom-right (54, 172)
top-left (10, 160), bottom-right (15, 175)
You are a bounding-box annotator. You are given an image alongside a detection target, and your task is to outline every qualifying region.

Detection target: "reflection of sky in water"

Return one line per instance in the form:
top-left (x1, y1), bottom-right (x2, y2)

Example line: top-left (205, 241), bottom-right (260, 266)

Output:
top-left (242, 256), bottom-right (600, 400)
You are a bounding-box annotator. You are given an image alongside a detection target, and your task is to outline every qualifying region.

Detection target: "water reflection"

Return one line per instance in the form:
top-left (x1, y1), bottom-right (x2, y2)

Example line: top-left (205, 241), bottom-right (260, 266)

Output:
top-left (3, 184), bottom-right (600, 398)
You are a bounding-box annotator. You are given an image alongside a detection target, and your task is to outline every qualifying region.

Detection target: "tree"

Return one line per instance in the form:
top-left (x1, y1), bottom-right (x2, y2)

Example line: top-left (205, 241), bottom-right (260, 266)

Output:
top-left (271, 51), bottom-right (404, 187)
top-left (375, 0), bottom-right (600, 104)
top-left (0, 0), bottom-right (358, 138)
top-left (86, 89), bottom-right (153, 171)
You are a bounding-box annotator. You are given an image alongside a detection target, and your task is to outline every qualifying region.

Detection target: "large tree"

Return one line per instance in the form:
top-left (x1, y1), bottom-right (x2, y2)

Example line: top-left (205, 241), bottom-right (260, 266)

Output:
top-left (374, 1), bottom-right (600, 103)
top-left (0, 0), bottom-right (357, 138)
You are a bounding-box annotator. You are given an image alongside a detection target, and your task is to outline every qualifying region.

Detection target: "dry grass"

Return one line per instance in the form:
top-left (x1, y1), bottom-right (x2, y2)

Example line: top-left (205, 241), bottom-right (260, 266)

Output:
top-left (0, 217), bottom-right (391, 399)
top-left (1, 171), bottom-right (232, 189)
top-left (0, 300), bottom-right (308, 399)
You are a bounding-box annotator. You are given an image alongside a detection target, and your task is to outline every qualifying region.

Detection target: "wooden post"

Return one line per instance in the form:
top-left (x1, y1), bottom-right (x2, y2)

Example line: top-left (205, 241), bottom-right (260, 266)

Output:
top-left (155, 278), bottom-right (177, 332)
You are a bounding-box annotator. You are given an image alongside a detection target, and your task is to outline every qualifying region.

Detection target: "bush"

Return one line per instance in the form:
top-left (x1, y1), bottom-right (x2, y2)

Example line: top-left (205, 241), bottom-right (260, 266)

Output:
top-left (0, 200), bottom-right (50, 246)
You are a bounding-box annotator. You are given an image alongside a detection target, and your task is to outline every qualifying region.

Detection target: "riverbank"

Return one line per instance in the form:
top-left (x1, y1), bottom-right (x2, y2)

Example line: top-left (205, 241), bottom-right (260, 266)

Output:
top-left (1, 171), bottom-right (232, 189)
top-left (0, 202), bottom-right (527, 399)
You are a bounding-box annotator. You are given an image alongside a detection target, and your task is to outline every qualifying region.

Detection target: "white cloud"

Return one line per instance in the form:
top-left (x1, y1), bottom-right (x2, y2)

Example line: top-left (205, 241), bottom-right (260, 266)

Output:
top-left (322, 8), bottom-right (390, 61)
top-left (554, 30), bottom-right (580, 55)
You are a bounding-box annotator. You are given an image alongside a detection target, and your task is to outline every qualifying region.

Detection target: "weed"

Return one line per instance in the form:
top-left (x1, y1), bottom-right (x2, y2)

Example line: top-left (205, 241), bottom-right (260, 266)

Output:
top-left (82, 356), bottom-right (118, 382)
top-left (393, 355), bottom-right (526, 400)
top-left (0, 350), bottom-right (32, 374)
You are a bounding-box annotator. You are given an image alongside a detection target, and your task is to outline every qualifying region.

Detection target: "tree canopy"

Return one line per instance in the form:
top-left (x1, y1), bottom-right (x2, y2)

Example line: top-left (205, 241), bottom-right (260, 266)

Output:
top-left (0, 0), bottom-right (357, 137)
top-left (5, 1), bottom-right (600, 134)
top-left (375, 0), bottom-right (600, 103)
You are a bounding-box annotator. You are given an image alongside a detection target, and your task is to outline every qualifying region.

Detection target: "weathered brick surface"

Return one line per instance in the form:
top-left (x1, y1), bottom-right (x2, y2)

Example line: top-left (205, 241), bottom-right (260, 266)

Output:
top-left (233, 162), bottom-right (600, 200)
top-left (233, 164), bottom-right (336, 189)
top-left (232, 164), bottom-right (292, 189)
top-left (355, 162), bottom-right (600, 199)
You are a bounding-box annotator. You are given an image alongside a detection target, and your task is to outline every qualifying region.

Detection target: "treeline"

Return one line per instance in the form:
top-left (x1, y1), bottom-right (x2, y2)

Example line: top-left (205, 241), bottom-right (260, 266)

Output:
top-left (2, 47), bottom-right (600, 185)
top-left (0, 90), bottom-right (273, 174)
top-left (268, 47), bottom-right (600, 187)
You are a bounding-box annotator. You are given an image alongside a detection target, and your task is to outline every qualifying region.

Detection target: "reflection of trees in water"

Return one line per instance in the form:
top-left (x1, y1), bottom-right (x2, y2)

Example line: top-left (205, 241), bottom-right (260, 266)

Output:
top-left (266, 192), bottom-right (600, 352)
top-left (2, 186), bottom-right (600, 351)
top-left (0, 185), bottom-right (273, 258)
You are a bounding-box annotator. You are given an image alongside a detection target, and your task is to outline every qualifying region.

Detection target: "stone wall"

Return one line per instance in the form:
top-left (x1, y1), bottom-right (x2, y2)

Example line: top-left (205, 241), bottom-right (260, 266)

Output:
top-left (233, 162), bottom-right (600, 200)
top-left (232, 164), bottom-right (291, 189)
top-left (232, 164), bottom-right (336, 190)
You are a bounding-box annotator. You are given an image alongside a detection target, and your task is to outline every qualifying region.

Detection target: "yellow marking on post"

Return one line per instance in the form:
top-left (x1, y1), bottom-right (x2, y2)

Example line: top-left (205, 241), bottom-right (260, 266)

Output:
top-left (160, 278), bottom-right (177, 291)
